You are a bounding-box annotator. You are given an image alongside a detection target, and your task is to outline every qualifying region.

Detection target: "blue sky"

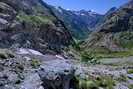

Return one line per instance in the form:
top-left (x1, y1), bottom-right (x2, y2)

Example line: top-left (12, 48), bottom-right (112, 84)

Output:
top-left (44, 0), bottom-right (129, 14)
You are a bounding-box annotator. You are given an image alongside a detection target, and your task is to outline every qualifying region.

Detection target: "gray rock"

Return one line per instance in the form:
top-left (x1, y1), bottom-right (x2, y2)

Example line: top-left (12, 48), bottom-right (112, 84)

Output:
top-left (38, 59), bottom-right (77, 89)
top-left (114, 83), bottom-right (129, 89)
top-left (127, 79), bottom-right (133, 85)
top-left (20, 73), bottom-right (43, 89)
top-left (0, 18), bottom-right (8, 24)
top-left (74, 66), bottom-right (86, 78)
top-left (127, 74), bottom-right (133, 80)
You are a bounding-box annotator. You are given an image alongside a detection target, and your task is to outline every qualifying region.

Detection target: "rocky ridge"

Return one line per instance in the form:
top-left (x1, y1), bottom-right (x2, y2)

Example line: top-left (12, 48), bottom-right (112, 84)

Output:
top-left (81, 1), bottom-right (133, 53)
top-left (0, 0), bottom-right (74, 55)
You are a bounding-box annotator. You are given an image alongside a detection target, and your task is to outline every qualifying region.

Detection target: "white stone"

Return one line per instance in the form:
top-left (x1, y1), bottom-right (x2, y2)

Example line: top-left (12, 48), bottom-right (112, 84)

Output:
top-left (0, 18), bottom-right (8, 24)
top-left (56, 55), bottom-right (65, 60)
top-left (16, 48), bottom-right (43, 56)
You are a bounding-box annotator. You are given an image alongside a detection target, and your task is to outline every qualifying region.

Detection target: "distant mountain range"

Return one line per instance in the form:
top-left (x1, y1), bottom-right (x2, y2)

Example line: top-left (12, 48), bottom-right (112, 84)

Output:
top-left (50, 6), bottom-right (103, 39)
top-left (81, 0), bottom-right (133, 53)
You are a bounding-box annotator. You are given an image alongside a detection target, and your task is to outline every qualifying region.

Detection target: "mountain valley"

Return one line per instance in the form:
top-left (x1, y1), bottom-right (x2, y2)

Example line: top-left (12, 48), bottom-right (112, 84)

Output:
top-left (50, 6), bottom-right (103, 39)
top-left (0, 0), bottom-right (132, 89)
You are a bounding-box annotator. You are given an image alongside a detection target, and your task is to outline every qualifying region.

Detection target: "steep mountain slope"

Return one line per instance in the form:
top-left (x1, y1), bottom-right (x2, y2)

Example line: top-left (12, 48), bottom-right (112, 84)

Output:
top-left (50, 7), bottom-right (103, 39)
top-left (96, 7), bottom-right (117, 27)
top-left (0, 0), bottom-right (74, 55)
top-left (82, 1), bottom-right (133, 53)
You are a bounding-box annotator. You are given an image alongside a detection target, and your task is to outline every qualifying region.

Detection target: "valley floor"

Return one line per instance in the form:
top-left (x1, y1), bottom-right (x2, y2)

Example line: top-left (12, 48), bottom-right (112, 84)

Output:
top-left (73, 56), bottom-right (133, 89)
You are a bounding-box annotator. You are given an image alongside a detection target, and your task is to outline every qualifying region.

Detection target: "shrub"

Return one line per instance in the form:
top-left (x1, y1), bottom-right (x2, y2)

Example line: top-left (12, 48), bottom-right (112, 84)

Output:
top-left (116, 75), bottom-right (127, 82)
top-left (12, 62), bottom-right (24, 73)
top-left (0, 64), bottom-right (4, 70)
top-left (15, 63), bottom-right (24, 71)
top-left (97, 74), bottom-right (115, 89)
top-left (72, 43), bottom-right (81, 51)
top-left (77, 73), bottom-right (115, 89)
top-left (127, 69), bottom-right (133, 74)
top-left (30, 59), bottom-right (40, 68)
top-left (0, 49), bottom-right (14, 59)
top-left (78, 79), bottom-right (99, 89)
top-left (80, 52), bottom-right (96, 62)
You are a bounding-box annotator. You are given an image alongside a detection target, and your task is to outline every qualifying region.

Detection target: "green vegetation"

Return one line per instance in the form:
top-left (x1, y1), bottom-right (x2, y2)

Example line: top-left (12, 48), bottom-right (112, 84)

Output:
top-left (128, 85), bottom-right (133, 89)
top-left (19, 15), bottom-right (56, 25)
top-left (15, 63), bottom-right (24, 70)
top-left (72, 43), bottom-right (81, 51)
top-left (30, 59), bottom-right (40, 68)
top-left (12, 62), bottom-right (24, 73)
top-left (80, 52), bottom-right (95, 61)
top-left (78, 79), bottom-right (99, 89)
top-left (30, 16), bottom-right (44, 24)
top-left (0, 49), bottom-right (15, 59)
top-left (19, 15), bottom-right (44, 24)
top-left (116, 75), bottom-right (127, 82)
top-left (95, 51), bottom-right (133, 58)
top-left (80, 51), bottom-right (100, 64)
top-left (0, 64), bottom-right (4, 70)
top-left (121, 41), bottom-right (133, 49)
top-left (77, 73), bottom-right (115, 89)
top-left (42, 15), bottom-right (56, 21)
top-left (97, 74), bottom-right (115, 89)
top-left (127, 69), bottom-right (133, 74)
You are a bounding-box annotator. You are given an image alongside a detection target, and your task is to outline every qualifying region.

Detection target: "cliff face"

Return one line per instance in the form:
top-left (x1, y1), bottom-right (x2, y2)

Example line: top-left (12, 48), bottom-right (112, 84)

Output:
top-left (81, 1), bottom-right (133, 53)
top-left (0, 0), bottom-right (74, 55)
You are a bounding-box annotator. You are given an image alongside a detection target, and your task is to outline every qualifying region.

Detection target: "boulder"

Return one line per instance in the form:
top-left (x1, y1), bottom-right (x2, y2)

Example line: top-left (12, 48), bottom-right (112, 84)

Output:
top-left (38, 59), bottom-right (78, 89)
